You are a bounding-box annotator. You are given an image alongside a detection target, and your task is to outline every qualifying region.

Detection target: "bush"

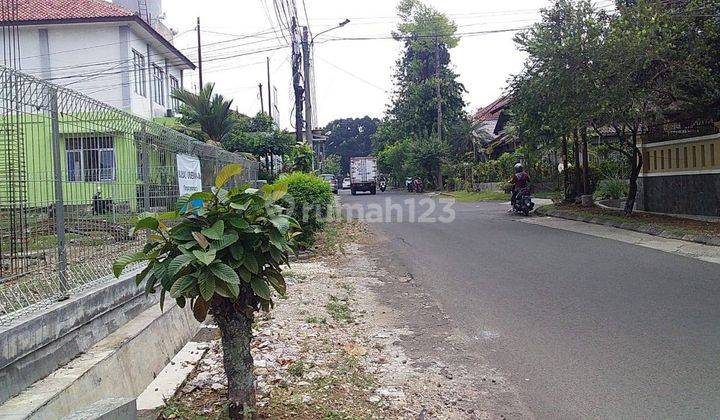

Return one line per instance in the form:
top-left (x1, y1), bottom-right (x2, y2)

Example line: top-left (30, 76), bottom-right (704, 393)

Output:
top-left (594, 178), bottom-right (628, 200)
top-left (274, 172), bottom-right (334, 244)
top-left (565, 164), bottom-right (601, 197)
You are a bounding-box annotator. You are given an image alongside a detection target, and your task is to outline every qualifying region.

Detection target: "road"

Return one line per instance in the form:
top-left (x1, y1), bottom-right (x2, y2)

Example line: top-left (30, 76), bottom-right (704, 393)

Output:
top-left (340, 190), bottom-right (720, 419)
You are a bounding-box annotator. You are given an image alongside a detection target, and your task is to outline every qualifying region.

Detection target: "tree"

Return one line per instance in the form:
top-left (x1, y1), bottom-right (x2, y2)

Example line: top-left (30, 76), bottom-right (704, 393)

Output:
top-left (322, 154), bottom-right (342, 176)
top-left (377, 138), bottom-right (413, 183)
top-left (172, 83), bottom-right (235, 146)
top-left (285, 143), bottom-right (313, 173)
top-left (373, 0), bottom-right (469, 183)
top-left (324, 117), bottom-right (379, 174)
top-left (114, 165), bottom-right (298, 419)
top-left (225, 113), bottom-right (294, 178)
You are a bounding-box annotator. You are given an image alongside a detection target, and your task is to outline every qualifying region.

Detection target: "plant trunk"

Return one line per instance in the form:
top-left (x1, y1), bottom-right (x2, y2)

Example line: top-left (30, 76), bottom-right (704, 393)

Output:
top-left (562, 135), bottom-right (569, 201)
top-left (211, 298), bottom-right (255, 419)
top-left (624, 136), bottom-right (643, 216)
top-left (572, 130), bottom-right (581, 199)
top-left (581, 128), bottom-right (590, 196)
top-left (269, 153), bottom-right (275, 176)
top-left (437, 165), bottom-right (443, 191)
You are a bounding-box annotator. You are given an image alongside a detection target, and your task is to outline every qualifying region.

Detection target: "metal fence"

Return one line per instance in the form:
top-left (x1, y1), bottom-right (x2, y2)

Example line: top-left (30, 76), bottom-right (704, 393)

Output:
top-left (0, 65), bottom-right (258, 325)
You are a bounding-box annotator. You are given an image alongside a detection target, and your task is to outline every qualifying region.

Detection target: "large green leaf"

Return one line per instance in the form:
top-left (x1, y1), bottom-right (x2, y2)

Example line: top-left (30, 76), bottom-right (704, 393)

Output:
top-left (201, 220), bottom-right (225, 240)
top-left (244, 253), bottom-right (259, 274)
top-left (192, 249), bottom-right (217, 266)
top-left (210, 232), bottom-right (239, 252)
top-left (266, 270), bottom-right (287, 295)
top-left (227, 215), bottom-right (249, 230)
top-left (269, 216), bottom-right (290, 233)
top-left (113, 252), bottom-right (148, 278)
top-left (170, 275), bottom-right (195, 298)
top-left (169, 254), bottom-right (194, 276)
top-left (198, 275), bottom-right (216, 301)
top-left (131, 216), bottom-right (159, 236)
top-left (209, 262), bottom-right (240, 284)
top-left (229, 242), bottom-right (245, 261)
top-left (215, 163), bottom-right (244, 189)
top-left (238, 266), bottom-right (252, 283)
top-left (250, 277), bottom-right (272, 300)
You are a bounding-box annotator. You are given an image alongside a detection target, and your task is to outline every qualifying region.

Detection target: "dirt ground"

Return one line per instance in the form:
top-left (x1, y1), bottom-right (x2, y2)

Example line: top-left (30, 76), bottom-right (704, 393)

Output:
top-left (160, 221), bottom-right (529, 419)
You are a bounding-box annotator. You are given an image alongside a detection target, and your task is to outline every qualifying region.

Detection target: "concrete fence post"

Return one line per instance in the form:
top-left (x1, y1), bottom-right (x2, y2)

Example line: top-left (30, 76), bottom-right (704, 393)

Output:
top-left (49, 88), bottom-right (69, 292)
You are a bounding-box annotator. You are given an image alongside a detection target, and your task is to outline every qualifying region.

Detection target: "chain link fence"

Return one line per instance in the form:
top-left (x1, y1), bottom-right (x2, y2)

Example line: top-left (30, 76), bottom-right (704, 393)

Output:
top-left (0, 65), bottom-right (258, 325)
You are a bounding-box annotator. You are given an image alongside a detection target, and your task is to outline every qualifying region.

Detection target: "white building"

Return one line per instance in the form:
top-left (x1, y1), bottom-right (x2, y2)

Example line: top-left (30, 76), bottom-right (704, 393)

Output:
top-left (0, 0), bottom-right (195, 119)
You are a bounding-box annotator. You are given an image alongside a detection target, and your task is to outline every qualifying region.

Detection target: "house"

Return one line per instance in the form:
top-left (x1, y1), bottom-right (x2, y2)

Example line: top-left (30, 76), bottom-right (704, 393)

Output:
top-left (637, 119), bottom-right (720, 216)
top-left (472, 96), bottom-right (515, 159)
top-left (0, 0), bottom-right (195, 119)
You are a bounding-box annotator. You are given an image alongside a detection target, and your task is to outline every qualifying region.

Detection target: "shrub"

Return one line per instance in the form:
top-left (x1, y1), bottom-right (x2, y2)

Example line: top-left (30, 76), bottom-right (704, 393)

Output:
top-left (274, 172), bottom-right (334, 244)
top-left (594, 178), bottom-right (628, 200)
top-left (113, 164), bottom-right (299, 417)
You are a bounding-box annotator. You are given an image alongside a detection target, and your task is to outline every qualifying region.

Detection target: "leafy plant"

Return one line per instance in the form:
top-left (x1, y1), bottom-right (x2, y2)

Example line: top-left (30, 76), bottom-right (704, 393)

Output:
top-left (113, 164), bottom-right (299, 419)
top-left (273, 172), bottom-right (333, 245)
top-left (594, 178), bottom-right (628, 200)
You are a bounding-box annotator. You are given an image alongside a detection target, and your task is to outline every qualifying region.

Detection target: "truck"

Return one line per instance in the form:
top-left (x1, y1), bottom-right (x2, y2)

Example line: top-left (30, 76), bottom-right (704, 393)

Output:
top-left (349, 157), bottom-right (378, 195)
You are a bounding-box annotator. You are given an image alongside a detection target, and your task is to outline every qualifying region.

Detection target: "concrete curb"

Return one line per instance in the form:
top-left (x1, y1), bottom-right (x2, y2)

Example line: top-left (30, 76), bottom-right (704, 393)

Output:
top-left (536, 207), bottom-right (720, 247)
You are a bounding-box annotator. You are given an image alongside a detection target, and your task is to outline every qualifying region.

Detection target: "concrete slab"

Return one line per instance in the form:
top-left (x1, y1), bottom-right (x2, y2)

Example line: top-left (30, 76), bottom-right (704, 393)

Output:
top-left (0, 301), bottom-right (198, 420)
top-left (62, 398), bottom-right (136, 420)
top-left (135, 341), bottom-right (209, 413)
top-left (521, 216), bottom-right (720, 264)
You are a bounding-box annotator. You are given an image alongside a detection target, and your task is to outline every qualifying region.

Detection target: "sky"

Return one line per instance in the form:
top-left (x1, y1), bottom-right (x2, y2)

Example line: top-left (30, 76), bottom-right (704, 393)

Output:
top-left (163, 0), bottom-right (556, 130)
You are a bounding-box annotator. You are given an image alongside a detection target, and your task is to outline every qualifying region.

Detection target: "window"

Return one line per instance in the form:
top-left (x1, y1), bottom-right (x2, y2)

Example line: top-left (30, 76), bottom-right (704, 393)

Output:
top-left (66, 136), bottom-right (115, 182)
top-left (169, 76), bottom-right (179, 110)
top-left (152, 64), bottom-right (165, 106)
top-left (132, 50), bottom-right (146, 97)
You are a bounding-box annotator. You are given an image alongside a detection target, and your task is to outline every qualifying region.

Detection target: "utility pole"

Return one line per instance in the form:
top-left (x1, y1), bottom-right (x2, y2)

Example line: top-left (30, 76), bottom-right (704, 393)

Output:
top-left (291, 15), bottom-right (304, 142)
top-left (196, 17), bottom-right (203, 89)
top-left (259, 83), bottom-right (264, 114)
top-left (435, 36), bottom-right (443, 190)
top-left (266, 57), bottom-right (272, 121)
top-left (302, 26), bottom-right (313, 145)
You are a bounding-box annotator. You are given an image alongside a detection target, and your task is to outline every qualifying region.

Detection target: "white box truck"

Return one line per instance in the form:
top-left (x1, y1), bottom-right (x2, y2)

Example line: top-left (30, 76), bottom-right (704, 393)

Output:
top-left (349, 157), bottom-right (378, 195)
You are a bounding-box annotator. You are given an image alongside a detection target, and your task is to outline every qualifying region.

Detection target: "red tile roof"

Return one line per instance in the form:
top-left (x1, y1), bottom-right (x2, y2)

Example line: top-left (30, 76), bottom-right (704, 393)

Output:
top-left (3, 0), bottom-right (134, 22)
top-left (473, 96), bottom-right (510, 123)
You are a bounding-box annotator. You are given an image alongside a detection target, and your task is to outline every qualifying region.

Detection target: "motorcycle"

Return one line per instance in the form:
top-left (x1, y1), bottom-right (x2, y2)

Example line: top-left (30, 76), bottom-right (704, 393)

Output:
top-left (379, 179), bottom-right (387, 192)
top-left (512, 187), bottom-right (535, 216)
top-left (406, 177), bottom-right (415, 192)
top-left (412, 178), bottom-right (424, 193)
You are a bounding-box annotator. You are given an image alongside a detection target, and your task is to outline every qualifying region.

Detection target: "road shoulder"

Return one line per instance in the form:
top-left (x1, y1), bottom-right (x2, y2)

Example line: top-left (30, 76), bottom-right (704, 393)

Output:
top-left (520, 216), bottom-right (720, 264)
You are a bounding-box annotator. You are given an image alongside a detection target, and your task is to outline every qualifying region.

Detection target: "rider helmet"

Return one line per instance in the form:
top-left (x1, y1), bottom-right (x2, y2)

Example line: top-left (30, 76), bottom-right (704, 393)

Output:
top-left (514, 163), bottom-right (524, 173)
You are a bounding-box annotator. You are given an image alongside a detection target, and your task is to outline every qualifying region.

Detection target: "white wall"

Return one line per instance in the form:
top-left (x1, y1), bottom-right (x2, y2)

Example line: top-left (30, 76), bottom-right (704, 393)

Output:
top-left (1, 22), bottom-right (184, 120)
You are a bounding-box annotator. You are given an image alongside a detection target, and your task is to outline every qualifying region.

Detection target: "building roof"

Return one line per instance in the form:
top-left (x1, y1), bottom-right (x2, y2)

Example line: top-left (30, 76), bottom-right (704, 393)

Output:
top-left (473, 96), bottom-right (510, 123)
top-left (1, 0), bottom-right (195, 69)
top-left (11, 0), bottom-right (133, 21)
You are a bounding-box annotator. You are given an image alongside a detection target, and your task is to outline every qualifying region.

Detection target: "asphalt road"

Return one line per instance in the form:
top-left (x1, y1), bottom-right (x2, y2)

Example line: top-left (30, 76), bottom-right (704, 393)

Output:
top-left (340, 189), bottom-right (720, 419)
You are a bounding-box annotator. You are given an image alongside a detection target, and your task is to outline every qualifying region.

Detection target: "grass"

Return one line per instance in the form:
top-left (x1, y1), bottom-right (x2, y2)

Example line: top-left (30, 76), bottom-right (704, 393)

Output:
top-left (287, 360), bottom-right (308, 377)
top-left (542, 203), bottom-right (720, 238)
top-left (326, 296), bottom-right (353, 323)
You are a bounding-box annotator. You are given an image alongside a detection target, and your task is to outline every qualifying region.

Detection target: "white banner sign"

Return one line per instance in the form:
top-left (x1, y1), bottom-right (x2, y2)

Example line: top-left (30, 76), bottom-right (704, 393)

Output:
top-left (176, 154), bottom-right (202, 195)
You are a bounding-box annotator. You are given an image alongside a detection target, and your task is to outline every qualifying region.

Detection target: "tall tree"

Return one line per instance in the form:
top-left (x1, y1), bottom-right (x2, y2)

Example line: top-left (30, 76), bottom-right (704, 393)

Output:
top-left (324, 117), bottom-right (379, 174)
top-left (373, 0), bottom-right (469, 187)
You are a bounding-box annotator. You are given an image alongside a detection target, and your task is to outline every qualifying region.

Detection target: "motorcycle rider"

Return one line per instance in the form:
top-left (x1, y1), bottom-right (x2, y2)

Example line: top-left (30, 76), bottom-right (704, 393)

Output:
top-left (509, 163), bottom-right (530, 207)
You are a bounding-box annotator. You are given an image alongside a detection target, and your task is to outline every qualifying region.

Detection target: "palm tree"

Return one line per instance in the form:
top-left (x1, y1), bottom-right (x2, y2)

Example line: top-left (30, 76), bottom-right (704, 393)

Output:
top-left (172, 83), bottom-right (235, 146)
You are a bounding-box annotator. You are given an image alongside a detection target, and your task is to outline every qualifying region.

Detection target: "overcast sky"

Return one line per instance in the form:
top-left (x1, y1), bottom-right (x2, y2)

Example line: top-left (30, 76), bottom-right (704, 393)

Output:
top-left (164, 0), bottom-right (557, 130)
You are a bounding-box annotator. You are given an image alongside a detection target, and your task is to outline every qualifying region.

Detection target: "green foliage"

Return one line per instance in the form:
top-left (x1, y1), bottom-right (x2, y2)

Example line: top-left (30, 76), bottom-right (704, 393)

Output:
top-left (566, 164), bottom-right (601, 197)
top-left (273, 172), bottom-right (334, 245)
top-left (172, 83), bottom-right (235, 144)
top-left (286, 143), bottom-right (314, 173)
top-left (377, 138), bottom-right (413, 182)
top-left (114, 165), bottom-right (299, 322)
top-left (374, 0), bottom-right (470, 171)
top-left (472, 151), bottom-right (523, 183)
top-left (594, 178), bottom-right (629, 200)
top-left (322, 154), bottom-right (342, 177)
top-left (324, 117), bottom-right (379, 174)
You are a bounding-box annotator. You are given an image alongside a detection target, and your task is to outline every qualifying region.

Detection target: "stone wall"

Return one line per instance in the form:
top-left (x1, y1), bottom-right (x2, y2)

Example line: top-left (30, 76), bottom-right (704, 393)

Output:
top-left (637, 173), bottom-right (720, 216)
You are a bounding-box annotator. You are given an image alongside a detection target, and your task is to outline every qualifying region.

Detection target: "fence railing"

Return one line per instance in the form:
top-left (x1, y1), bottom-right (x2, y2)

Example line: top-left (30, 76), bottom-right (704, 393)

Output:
top-left (0, 65), bottom-right (258, 325)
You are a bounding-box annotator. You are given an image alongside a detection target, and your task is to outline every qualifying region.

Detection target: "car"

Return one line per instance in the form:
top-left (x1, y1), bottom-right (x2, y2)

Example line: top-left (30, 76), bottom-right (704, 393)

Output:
top-left (320, 174), bottom-right (338, 194)
top-left (342, 177), bottom-right (351, 189)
